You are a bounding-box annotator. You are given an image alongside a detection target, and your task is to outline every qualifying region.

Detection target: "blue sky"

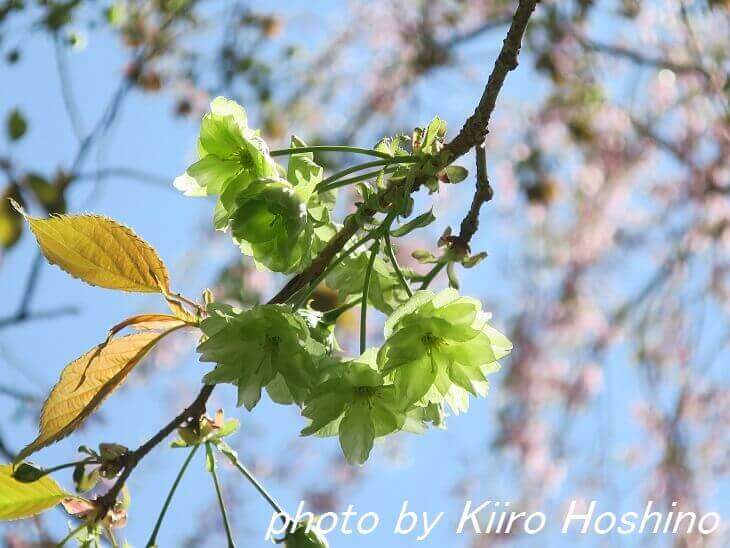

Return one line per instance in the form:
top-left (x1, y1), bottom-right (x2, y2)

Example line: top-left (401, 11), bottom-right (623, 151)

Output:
top-left (1, 2), bottom-right (727, 547)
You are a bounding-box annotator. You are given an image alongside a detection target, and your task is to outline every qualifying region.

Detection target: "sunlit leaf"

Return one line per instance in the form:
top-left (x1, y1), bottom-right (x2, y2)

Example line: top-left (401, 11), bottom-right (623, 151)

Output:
top-left (15, 327), bottom-right (184, 463)
top-left (0, 465), bottom-right (68, 520)
top-left (13, 202), bottom-right (171, 293)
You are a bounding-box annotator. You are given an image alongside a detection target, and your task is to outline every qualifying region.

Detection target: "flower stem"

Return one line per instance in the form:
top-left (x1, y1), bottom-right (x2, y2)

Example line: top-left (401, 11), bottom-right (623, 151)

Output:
top-left (146, 445), bottom-right (199, 547)
top-left (270, 145), bottom-right (393, 159)
top-left (30, 458), bottom-right (97, 479)
top-left (317, 166), bottom-right (398, 193)
top-left (420, 261), bottom-right (446, 289)
top-left (322, 297), bottom-right (362, 323)
top-left (57, 522), bottom-right (88, 547)
top-left (383, 233), bottom-right (413, 297)
top-left (205, 443), bottom-right (236, 548)
top-left (361, 240), bottom-right (380, 354)
top-left (316, 157), bottom-right (417, 193)
top-left (216, 443), bottom-right (286, 522)
top-left (291, 233), bottom-right (375, 310)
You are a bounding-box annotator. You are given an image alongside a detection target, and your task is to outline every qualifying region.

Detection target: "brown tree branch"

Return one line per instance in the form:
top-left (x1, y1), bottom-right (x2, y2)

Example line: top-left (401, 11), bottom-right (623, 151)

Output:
top-left (444, 0), bottom-right (539, 161)
top-left (454, 144), bottom-right (493, 251)
top-left (97, 384), bottom-right (215, 512)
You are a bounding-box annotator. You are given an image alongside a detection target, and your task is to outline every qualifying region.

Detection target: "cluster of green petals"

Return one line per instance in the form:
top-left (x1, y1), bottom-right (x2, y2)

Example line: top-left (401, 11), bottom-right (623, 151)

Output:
top-left (378, 289), bottom-right (512, 413)
top-left (178, 99), bottom-right (513, 467)
top-left (175, 98), bottom-right (337, 274)
top-left (174, 96), bottom-right (279, 197)
top-left (227, 177), bottom-right (310, 273)
top-left (300, 349), bottom-right (405, 465)
top-left (199, 303), bottom-right (324, 410)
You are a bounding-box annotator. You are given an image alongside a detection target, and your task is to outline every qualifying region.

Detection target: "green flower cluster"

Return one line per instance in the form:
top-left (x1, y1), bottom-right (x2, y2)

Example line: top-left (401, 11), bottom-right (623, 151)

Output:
top-left (300, 350), bottom-right (404, 465)
top-left (295, 290), bottom-right (510, 463)
top-left (175, 98), bottom-right (337, 273)
top-left (173, 97), bottom-right (278, 197)
top-left (198, 289), bottom-right (510, 464)
top-left (179, 98), bottom-right (512, 466)
top-left (378, 289), bottom-right (512, 413)
top-left (199, 303), bottom-right (324, 410)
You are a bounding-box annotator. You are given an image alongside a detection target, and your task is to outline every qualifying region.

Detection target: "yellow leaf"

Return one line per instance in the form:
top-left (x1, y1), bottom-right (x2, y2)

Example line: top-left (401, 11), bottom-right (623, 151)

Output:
top-left (16, 328), bottom-right (183, 463)
top-left (0, 465), bottom-right (69, 520)
top-left (16, 204), bottom-right (170, 293)
top-left (165, 296), bottom-right (200, 324)
top-left (106, 313), bottom-right (189, 341)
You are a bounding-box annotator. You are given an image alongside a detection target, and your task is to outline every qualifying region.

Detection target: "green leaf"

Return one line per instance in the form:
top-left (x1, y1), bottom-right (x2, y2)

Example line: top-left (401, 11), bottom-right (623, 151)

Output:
top-left (339, 401), bottom-right (375, 465)
top-left (411, 249), bottom-right (438, 264)
top-left (0, 465), bottom-right (69, 520)
top-left (25, 173), bottom-right (67, 214)
top-left (1, 185), bottom-right (24, 249)
top-left (326, 250), bottom-right (412, 314)
top-left (441, 165), bottom-right (468, 184)
top-left (461, 251), bottom-right (488, 268)
top-left (421, 116), bottom-right (446, 154)
top-left (6, 108), bottom-right (27, 141)
top-left (390, 209), bottom-right (436, 237)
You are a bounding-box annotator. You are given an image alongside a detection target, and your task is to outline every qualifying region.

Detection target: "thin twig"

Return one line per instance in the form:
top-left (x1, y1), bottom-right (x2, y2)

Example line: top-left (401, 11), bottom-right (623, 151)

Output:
top-left (361, 240), bottom-right (380, 354)
top-left (444, 0), bottom-right (540, 160)
top-left (0, 384), bottom-right (38, 403)
top-left (54, 32), bottom-right (85, 141)
top-left (206, 443), bottom-right (236, 548)
top-left (74, 167), bottom-right (171, 188)
top-left (145, 445), bottom-right (200, 547)
top-left (0, 306), bottom-right (79, 330)
top-left (96, 385), bottom-right (214, 514)
top-left (454, 144), bottom-right (493, 250)
top-left (575, 33), bottom-right (710, 79)
top-left (0, 431), bottom-right (15, 460)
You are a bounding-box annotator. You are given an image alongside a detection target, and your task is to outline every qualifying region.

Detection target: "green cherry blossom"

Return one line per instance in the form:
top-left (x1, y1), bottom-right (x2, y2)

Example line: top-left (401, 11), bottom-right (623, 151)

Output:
top-left (199, 303), bottom-right (321, 410)
top-left (173, 96), bottom-right (280, 197)
top-left (228, 177), bottom-right (311, 274)
top-left (300, 349), bottom-right (405, 465)
top-left (378, 289), bottom-right (512, 412)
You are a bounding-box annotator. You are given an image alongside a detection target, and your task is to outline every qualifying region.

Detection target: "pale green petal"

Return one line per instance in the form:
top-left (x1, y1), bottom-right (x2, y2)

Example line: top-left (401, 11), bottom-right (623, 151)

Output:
top-left (187, 156), bottom-right (240, 195)
top-left (199, 112), bottom-right (246, 157)
top-left (339, 402), bottom-right (375, 465)
top-left (209, 96), bottom-right (248, 129)
top-left (392, 356), bottom-right (437, 406)
top-left (173, 172), bottom-right (207, 197)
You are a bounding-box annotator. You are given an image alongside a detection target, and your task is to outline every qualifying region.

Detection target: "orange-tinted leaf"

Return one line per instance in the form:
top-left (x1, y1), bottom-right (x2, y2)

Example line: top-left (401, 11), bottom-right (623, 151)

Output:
top-left (15, 327), bottom-right (184, 463)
